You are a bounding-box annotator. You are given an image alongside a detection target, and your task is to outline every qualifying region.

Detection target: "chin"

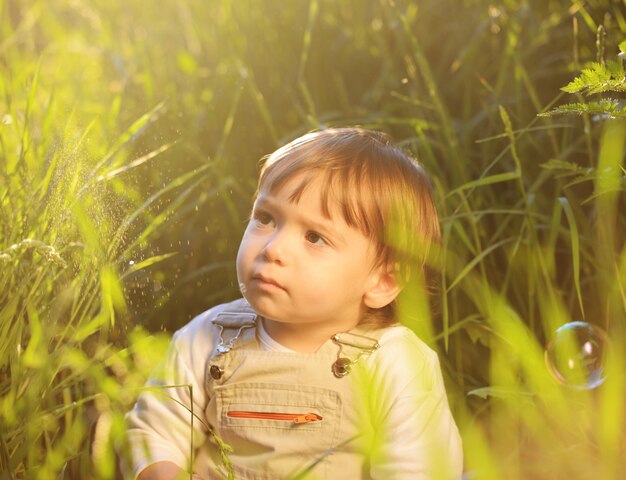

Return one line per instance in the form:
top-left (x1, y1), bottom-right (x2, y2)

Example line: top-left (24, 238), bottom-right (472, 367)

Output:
top-left (243, 295), bottom-right (278, 320)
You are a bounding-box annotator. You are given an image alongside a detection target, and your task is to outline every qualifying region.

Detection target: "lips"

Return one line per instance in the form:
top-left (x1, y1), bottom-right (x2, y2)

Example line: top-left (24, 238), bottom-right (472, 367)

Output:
top-left (252, 273), bottom-right (285, 291)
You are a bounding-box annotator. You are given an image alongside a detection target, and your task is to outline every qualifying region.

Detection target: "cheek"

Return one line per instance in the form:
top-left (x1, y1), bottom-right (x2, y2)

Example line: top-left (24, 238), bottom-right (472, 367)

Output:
top-left (332, 259), bottom-right (373, 291)
top-left (236, 234), bottom-right (251, 276)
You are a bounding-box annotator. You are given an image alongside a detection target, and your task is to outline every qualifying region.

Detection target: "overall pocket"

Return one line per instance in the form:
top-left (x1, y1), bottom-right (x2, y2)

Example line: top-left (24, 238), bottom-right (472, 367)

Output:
top-left (211, 382), bottom-right (342, 478)
top-left (226, 411), bottom-right (322, 424)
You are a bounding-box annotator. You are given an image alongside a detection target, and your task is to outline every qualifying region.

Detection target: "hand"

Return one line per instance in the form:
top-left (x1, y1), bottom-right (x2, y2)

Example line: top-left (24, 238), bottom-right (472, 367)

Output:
top-left (137, 461), bottom-right (186, 480)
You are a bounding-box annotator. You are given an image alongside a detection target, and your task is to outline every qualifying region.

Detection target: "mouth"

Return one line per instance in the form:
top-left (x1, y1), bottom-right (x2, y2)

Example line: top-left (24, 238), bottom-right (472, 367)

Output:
top-left (252, 273), bottom-right (285, 291)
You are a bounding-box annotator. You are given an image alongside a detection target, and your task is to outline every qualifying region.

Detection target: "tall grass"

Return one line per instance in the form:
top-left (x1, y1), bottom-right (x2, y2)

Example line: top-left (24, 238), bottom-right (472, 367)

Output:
top-left (0, 0), bottom-right (624, 478)
top-left (0, 42), bottom-right (177, 478)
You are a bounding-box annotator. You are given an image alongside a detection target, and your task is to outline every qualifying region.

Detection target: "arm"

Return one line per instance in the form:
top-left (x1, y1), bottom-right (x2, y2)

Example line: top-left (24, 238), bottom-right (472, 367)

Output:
top-left (137, 461), bottom-right (185, 480)
top-left (124, 313), bottom-right (216, 479)
top-left (362, 329), bottom-right (463, 479)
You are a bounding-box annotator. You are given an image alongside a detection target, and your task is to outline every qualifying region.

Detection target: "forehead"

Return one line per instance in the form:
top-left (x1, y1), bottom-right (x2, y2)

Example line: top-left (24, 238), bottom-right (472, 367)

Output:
top-left (259, 172), bottom-right (340, 220)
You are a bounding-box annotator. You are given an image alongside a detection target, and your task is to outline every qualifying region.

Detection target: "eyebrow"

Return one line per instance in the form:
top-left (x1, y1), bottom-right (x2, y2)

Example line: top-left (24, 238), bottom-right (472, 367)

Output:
top-left (254, 194), bottom-right (348, 244)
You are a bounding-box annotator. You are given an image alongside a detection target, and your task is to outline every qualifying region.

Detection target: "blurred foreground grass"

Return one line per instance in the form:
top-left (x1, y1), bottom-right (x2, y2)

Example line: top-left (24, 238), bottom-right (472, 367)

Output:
top-left (1, 0), bottom-right (625, 478)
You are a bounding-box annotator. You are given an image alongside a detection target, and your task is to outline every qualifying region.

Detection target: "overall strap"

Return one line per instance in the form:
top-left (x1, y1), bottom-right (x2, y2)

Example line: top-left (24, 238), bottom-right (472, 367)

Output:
top-left (211, 298), bottom-right (257, 355)
top-left (330, 330), bottom-right (380, 378)
top-left (204, 299), bottom-right (258, 479)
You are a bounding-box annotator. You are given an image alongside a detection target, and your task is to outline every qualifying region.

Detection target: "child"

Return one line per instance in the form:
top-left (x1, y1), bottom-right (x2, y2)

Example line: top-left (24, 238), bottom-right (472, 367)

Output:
top-left (125, 128), bottom-right (463, 479)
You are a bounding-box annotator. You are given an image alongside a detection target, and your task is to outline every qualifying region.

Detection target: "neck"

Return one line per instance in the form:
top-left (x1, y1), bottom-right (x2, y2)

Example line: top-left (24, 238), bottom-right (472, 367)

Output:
top-left (262, 318), bottom-right (358, 353)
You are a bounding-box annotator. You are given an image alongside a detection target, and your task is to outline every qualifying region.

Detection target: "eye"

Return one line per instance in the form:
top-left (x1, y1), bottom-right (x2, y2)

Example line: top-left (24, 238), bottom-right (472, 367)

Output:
top-left (305, 231), bottom-right (327, 246)
top-left (252, 210), bottom-right (275, 227)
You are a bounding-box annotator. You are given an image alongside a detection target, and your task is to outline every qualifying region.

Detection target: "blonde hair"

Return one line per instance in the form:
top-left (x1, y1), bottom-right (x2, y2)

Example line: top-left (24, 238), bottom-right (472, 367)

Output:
top-left (258, 128), bottom-right (441, 326)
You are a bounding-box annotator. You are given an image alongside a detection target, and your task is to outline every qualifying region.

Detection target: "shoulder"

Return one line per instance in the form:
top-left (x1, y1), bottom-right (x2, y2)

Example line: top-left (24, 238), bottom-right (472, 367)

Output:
top-left (365, 325), bottom-right (442, 392)
top-left (171, 298), bottom-right (254, 358)
top-left (377, 325), bottom-right (437, 359)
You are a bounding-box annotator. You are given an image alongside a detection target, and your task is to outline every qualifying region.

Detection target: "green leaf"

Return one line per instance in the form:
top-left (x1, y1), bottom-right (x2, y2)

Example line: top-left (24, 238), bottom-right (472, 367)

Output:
top-left (447, 238), bottom-right (513, 292)
top-left (462, 319), bottom-right (494, 347)
top-left (121, 252), bottom-right (179, 279)
top-left (558, 59), bottom-right (626, 97)
top-left (538, 99), bottom-right (626, 118)
top-left (561, 63), bottom-right (611, 94)
top-left (606, 59), bottom-right (625, 79)
top-left (541, 159), bottom-right (591, 175)
top-left (22, 305), bottom-right (45, 368)
top-left (467, 386), bottom-right (535, 400)
top-left (558, 197), bottom-right (584, 319)
top-left (447, 172), bottom-right (519, 197)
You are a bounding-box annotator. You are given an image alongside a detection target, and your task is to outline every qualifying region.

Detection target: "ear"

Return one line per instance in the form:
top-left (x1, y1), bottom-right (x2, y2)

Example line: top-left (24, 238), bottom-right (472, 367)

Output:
top-left (363, 265), bottom-right (402, 310)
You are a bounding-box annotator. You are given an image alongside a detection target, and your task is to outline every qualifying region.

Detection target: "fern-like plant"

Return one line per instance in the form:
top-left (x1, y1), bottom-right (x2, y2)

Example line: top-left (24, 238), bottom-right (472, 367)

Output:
top-left (540, 39), bottom-right (626, 118)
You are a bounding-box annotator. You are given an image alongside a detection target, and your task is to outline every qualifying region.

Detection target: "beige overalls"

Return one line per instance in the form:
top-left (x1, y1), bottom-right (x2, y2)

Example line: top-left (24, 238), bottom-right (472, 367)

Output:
top-left (193, 299), bottom-right (383, 480)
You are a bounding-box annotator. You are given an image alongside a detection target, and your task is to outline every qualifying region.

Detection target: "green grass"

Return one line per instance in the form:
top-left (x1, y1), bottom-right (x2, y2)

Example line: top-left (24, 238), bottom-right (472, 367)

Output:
top-left (1, 0), bottom-right (625, 478)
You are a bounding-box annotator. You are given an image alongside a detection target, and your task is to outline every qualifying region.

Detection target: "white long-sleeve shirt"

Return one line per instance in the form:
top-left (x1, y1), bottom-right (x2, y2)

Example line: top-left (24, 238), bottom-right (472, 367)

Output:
top-left (125, 299), bottom-right (463, 479)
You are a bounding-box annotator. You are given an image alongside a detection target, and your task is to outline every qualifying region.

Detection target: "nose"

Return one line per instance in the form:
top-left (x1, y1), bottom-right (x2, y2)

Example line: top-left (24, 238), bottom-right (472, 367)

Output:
top-left (261, 229), bottom-right (289, 264)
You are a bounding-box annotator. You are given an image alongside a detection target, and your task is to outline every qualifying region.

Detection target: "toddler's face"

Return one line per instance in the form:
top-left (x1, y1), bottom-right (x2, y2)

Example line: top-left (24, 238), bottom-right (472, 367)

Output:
top-left (236, 174), bottom-right (382, 332)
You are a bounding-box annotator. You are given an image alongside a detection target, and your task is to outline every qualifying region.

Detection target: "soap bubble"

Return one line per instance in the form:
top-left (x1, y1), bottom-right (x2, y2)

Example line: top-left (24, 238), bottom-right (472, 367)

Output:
top-left (545, 322), bottom-right (608, 390)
